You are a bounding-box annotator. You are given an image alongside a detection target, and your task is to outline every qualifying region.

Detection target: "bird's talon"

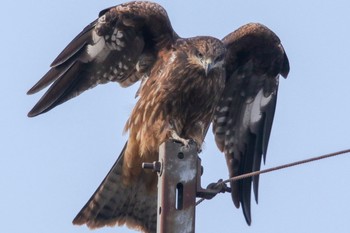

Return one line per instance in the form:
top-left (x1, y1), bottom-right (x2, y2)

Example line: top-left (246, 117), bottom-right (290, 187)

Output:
top-left (170, 130), bottom-right (191, 148)
top-left (173, 138), bottom-right (190, 148)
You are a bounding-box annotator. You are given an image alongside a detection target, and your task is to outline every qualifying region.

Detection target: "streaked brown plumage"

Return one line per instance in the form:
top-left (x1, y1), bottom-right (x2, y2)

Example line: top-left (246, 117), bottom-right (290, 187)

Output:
top-left (27, 1), bottom-right (289, 232)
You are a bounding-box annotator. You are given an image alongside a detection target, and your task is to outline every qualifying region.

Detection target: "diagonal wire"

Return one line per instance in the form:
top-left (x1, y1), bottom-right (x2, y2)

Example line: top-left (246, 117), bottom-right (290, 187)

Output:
top-left (196, 148), bottom-right (350, 205)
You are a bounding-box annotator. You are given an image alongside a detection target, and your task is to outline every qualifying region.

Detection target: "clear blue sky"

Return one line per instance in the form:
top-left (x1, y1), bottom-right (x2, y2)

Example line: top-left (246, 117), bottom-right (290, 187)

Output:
top-left (2, 1), bottom-right (350, 233)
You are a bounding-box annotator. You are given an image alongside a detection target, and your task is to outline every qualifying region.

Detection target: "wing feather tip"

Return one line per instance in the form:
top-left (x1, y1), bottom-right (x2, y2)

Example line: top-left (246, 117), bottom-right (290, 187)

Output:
top-left (72, 217), bottom-right (84, 226)
top-left (246, 218), bottom-right (252, 226)
top-left (27, 82), bottom-right (48, 95)
top-left (281, 47), bottom-right (290, 78)
top-left (27, 102), bottom-right (49, 117)
top-left (242, 201), bottom-right (252, 225)
top-left (27, 88), bottom-right (36, 95)
top-left (27, 112), bottom-right (35, 118)
top-left (72, 213), bottom-right (91, 227)
top-left (253, 185), bottom-right (259, 204)
top-left (27, 108), bottom-right (40, 118)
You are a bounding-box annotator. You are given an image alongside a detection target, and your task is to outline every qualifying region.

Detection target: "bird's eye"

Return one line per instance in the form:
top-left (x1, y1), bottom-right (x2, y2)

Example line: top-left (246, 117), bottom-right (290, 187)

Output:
top-left (196, 51), bottom-right (203, 59)
top-left (214, 54), bottom-right (224, 63)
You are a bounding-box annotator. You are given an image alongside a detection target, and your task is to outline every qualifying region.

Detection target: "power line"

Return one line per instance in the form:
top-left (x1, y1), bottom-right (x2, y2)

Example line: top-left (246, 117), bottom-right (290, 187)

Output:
top-left (196, 148), bottom-right (350, 205)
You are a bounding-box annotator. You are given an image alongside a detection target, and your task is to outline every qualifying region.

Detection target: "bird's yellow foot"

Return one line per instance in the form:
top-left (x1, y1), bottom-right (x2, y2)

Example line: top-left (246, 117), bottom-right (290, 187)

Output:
top-left (170, 130), bottom-right (191, 147)
top-left (169, 130), bottom-right (200, 151)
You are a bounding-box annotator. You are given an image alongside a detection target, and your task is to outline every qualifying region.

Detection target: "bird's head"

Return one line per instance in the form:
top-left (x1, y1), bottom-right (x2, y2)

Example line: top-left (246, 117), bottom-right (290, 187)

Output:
top-left (187, 36), bottom-right (226, 76)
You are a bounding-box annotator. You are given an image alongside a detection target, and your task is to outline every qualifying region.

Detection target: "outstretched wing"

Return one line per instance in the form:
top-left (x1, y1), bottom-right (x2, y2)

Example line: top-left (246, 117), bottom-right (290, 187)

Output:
top-left (27, 1), bottom-right (178, 117)
top-left (213, 23), bottom-right (289, 224)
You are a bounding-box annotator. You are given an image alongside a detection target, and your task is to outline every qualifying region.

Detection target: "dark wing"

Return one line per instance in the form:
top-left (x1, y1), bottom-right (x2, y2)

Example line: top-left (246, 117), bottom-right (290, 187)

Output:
top-left (27, 1), bottom-right (178, 117)
top-left (213, 23), bottom-right (289, 224)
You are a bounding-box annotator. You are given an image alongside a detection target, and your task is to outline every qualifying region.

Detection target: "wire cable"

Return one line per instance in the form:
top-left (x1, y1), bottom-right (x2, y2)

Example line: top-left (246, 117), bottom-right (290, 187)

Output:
top-left (196, 148), bottom-right (350, 205)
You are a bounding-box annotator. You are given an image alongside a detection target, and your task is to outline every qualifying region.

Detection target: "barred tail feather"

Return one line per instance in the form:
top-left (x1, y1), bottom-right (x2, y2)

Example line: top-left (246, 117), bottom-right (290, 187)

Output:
top-left (73, 143), bottom-right (157, 233)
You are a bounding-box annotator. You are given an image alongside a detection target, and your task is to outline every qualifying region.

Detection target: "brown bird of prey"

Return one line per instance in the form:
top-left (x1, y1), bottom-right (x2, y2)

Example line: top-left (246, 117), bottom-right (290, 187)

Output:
top-left (27, 1), bottom-right (289, 232)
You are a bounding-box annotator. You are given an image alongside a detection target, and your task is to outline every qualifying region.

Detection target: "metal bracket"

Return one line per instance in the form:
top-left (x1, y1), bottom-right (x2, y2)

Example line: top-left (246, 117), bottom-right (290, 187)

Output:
top-left (196, 157), bottom-right (231, 200)
top-left (142, 140), bottom-right (230, 233)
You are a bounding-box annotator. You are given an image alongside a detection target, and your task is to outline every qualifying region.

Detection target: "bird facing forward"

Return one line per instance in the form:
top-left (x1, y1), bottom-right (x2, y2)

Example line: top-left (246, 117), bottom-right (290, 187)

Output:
top-left (27, 1), bottom-right (289, 233)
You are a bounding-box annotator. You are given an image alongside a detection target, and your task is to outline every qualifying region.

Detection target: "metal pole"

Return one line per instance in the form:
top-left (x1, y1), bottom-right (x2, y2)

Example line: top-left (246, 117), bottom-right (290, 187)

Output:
top-left (156, 141), bottom-right (198, 233)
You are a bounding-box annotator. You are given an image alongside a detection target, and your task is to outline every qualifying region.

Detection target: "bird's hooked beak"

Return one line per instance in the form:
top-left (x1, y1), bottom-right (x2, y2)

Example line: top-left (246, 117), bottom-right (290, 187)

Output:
top-left (203, 58), bottom-right (214, 76)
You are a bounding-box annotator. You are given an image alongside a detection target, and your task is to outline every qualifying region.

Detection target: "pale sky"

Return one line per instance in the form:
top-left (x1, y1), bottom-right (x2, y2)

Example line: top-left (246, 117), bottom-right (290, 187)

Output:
top-left (2, 1), bottom-right (350, 233)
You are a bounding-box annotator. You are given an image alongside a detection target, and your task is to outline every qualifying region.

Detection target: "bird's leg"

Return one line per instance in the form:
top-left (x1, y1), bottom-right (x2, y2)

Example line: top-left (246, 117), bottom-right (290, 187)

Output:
top-left (168, 120), bottom-right (199, 149)
top-left (170, 129), bottom-right (191, 148)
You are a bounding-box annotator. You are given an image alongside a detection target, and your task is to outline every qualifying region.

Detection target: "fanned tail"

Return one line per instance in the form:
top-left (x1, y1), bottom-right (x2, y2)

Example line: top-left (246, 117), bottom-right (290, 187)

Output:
top-left (73, 143), bottom-right (157, 233)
